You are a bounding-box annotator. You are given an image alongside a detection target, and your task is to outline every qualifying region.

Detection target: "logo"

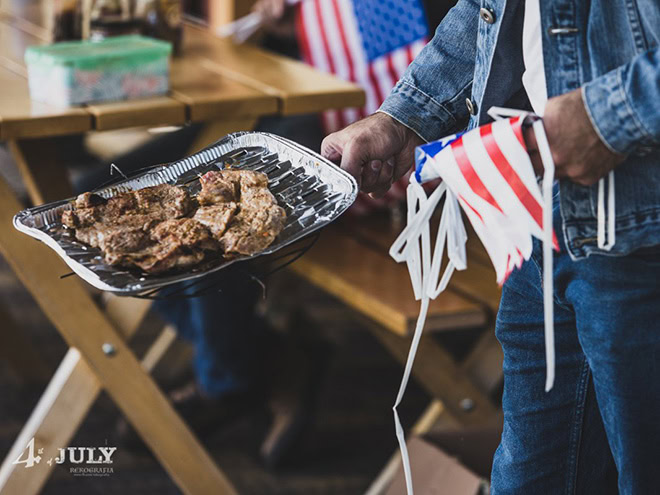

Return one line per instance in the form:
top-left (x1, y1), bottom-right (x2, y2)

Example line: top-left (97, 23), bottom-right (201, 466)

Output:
top-left (13, 438), bottom-right (116, 477)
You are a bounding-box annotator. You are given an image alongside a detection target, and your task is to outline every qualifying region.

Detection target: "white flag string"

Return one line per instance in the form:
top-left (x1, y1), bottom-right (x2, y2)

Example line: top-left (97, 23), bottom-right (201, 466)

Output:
top-left (387, 109), bottom-right (618, 494)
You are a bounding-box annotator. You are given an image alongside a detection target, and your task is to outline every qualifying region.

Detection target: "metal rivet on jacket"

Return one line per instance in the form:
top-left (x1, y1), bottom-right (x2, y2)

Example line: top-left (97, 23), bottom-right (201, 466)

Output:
top-left (479, 7), bottom-right (496, 24)
top-left (466, 98), bottom-right (477, 116)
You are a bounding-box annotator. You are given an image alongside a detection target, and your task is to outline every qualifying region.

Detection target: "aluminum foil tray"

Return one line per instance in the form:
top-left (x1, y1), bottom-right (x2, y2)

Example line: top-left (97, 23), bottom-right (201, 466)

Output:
top-left (14, 132), bottom-right (358, 295)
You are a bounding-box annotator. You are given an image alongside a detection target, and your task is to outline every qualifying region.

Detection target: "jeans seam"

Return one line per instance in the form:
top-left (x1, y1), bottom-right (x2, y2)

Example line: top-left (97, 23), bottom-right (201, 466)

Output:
top-left (566, 358), bottom-right (591, 495)
top-left (529, 250), bottom-right (572, 312)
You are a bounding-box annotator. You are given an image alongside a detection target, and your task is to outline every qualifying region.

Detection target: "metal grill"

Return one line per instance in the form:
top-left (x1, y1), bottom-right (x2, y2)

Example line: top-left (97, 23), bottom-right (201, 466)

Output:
top-left (14, 132), bottom-right (358, 296)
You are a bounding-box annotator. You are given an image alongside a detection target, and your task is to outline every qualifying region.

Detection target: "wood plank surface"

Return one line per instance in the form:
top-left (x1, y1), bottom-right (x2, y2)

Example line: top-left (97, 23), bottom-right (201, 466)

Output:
top-left (340, 213), bottom-right (502, 311)
top-left (0, 0), bottom-right (49, 32)
top-left (170, 56), bottom-right (278, 122)
top-left (364, 317), bottom-right (500, 424)
top-left (183, 24), bottom-right (365, 115)
top-left (85, 96), bottom-right (186, 131)
top-left (290, 223), bottom-right (486, 336)
top-left (0, 65), bottom-right (92, 139)
top-left (0, 176), bottom-right (237, 495)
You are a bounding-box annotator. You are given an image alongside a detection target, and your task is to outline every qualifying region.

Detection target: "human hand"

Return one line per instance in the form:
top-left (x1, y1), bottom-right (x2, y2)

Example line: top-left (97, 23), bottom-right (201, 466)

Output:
top-left (252, 0), bottom-right (287, 22)
top-left (523, 88), bottom-right (625, 186)
top-left (321, 113), bottom-right (424, 198)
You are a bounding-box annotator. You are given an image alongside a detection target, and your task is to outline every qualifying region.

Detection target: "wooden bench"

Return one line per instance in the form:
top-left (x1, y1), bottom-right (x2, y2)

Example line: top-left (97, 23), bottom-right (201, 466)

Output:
top-left (289, 214), bottom-right (504, 426)
top-left (289, 214), bottom-right (504, 494)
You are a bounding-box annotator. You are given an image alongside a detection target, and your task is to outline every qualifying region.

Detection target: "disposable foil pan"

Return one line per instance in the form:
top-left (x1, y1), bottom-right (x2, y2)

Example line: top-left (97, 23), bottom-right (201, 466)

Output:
top-left (13, 132), bottom-right (358, 295)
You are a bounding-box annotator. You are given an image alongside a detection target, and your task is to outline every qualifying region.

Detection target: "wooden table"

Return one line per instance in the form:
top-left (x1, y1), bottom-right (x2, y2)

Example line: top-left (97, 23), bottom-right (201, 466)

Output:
top-left (0, 2), bottom-right (364, 494)
top-left (289, 215), bottom-right (504, 494)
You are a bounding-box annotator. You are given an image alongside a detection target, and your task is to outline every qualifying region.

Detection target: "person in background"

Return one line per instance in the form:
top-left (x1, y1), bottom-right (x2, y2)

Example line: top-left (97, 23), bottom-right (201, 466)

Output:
top-left (251, 0), bottom-right (452, 215)
top-left (321, 0), bottom-right (660, 492)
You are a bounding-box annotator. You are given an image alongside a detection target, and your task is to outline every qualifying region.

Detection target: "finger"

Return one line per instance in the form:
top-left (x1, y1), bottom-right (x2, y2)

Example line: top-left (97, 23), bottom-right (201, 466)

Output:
top-left (321, 133), bottom-right (346, 163)
top-left (523, 124), bottom-right (539, 153)
top-left (370, 160), bottom-right (395, 198)
top-left (361, 160), bottom-right (383, 192)
top-left (339, 139), bottom-right (371, 183)
top-left (273, 0), bottom-right (285, 18)
top-left (528, 150), bottom-right (544, 175)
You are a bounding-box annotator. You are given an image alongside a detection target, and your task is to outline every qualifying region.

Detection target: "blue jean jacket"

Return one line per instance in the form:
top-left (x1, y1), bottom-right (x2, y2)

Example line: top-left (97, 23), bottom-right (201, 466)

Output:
top-left (379, 0), bottom-right (660, 260)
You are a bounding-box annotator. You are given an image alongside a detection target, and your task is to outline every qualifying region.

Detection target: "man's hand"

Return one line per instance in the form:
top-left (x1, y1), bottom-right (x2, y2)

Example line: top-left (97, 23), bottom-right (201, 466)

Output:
top-left (524, 88), bottom-right (625, 186)
top-left (321, 113), bottom-right (424, 198)
top-left (252, 0), bottom-right (287, 21)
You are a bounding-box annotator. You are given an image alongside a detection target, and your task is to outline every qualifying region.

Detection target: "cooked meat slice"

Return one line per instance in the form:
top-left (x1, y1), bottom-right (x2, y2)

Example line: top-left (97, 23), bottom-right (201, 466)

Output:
top-left (197, 169), bottom-right (269, 205)
top-left (70, 215), bottom-right (160, 265)
top-left (75, 192), bottom-right (106, 208)
top-left (60, 164), bottom-right (284, 274)
top-left (221, 169), bottom-right (269, 190)
top-left (130, 244), bottom-right (206, 274)
top-left (134, 184), bottom-right (192, 218)
top-left (193, 203), bottom-right (238, 239)
top-left (152, 218), bottom-right (218, 252)
top-left (61, 209), bottom-right (78, 229)
top-left (198, 171), bottom-right (240, 205)
top-left (64, 190), bottom-right (138, 227)
top-left (63, 185), bottom-right (191, 228)
top-left (219, 203), bottom-right (286, 256)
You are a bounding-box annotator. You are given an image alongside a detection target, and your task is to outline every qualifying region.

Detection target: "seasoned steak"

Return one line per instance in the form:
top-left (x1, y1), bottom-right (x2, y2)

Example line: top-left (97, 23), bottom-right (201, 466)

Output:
top-left (197, 170), bottom-right (270, 205)
top-left (152, 218), bottom-right (218, 251)
top-left (62, 184), bottom-right (192, 229)
top-left (62, 167), bottom-right (286, 274)
top-left (219, 204), bottom-right (286, 256)
top-left (197, 171), bottom-right (240, 205)
top-left (193, 203), bottom-right (239, 239)
top-left (134, 184), bottom-right (193, 218)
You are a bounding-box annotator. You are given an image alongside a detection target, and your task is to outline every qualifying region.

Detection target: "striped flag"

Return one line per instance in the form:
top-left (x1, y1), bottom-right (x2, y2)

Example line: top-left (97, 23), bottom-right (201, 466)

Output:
top-left (390, 112), bottom-right (559, 494)
top-left (296, 0), bottom-right (428, 132)
top-left (415, 115), bottom-right (558, 284)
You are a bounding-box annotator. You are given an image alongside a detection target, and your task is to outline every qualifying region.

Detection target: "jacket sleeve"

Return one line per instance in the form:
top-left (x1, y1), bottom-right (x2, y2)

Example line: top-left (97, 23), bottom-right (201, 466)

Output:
top-left (582, 47), bottom-right (660, 155)
top-left (377, 0), bottom-right (480, 143)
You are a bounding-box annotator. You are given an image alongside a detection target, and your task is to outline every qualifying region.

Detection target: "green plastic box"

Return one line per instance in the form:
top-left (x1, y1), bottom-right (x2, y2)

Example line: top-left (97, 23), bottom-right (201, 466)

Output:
top-left (25, 35), bottom-right (172, 107)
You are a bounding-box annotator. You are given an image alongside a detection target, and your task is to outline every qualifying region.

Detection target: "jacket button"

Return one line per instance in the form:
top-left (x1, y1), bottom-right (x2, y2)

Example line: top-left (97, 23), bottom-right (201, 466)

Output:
top-left (479, 7), bottom-right (496, 24)
top-left (466, 98), bottom-right (477, 116)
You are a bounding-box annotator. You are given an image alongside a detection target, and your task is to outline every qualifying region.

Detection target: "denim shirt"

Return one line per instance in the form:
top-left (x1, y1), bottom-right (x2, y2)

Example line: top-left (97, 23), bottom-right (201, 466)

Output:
top-left (379, 0), bottom-right (660, 260)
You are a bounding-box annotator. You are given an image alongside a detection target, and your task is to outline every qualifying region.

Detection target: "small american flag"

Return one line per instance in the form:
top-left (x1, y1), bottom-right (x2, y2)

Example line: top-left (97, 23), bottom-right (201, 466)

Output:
top-left (415, 115), bottom-right (558, 284)
top-left (391, 114), bottom-right (559, 494)
top-left (296, 0), bottom-right (428, 132)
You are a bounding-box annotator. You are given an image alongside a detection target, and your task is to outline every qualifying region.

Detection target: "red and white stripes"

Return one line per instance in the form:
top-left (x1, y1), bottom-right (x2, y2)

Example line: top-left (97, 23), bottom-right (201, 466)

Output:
top-left (297, 0), bottom-right (426, 132)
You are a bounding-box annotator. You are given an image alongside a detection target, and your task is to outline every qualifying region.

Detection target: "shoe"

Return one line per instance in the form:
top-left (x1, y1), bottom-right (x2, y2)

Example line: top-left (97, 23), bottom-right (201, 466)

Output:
top-left (115, 381), bottom-right (262, 453)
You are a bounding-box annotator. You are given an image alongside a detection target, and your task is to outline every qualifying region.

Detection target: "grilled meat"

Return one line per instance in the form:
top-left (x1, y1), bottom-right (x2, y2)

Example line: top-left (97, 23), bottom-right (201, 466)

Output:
top-left (197, 171), bottom-right (240, 205)
top-left (193, 203), bottom-right (239, 239)
top-left (134, 184), bottom-right (193, 218)
top-left (152, 218), bottom-right (218, 251)
top-left (62, 168), bottom-right (286, 274)
top-left (219, 204), bottom-right (286, 256)
top-left (62, 184), bottom-right (192, 229)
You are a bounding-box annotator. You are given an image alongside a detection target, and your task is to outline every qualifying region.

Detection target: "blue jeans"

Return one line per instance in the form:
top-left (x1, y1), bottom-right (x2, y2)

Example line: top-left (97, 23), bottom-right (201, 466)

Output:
top-left (491, 196), bottom-right (660, 494)
top-left (153, 270), bottom-right (266, 399)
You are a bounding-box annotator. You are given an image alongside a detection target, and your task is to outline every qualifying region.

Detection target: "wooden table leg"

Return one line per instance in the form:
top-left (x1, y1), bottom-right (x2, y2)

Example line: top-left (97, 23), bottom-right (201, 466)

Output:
top-left (0, 177), bottom-right (237, 494)
top-left (8, 139), bottom-right (75, 205)
top-left (0, 295), bottom-right (154, 494)
top-left (361, 316), bottom-right (500, 426)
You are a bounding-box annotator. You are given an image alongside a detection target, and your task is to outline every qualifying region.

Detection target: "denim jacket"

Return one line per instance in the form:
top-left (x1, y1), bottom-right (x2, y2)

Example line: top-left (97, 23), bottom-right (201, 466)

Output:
top-left (379, 0), bottom-right (660, 259)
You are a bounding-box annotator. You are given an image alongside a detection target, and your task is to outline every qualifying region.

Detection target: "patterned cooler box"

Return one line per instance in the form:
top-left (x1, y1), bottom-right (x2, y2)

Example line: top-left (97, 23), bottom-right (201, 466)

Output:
top-left (25, 35), bottom-right (172, 107)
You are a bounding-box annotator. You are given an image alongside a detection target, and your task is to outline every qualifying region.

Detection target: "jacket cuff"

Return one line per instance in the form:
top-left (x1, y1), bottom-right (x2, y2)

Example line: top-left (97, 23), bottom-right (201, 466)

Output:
top-left (582, 66), bottom-right (656, 155)
top-left (378, 80), bottom-right (461, 143)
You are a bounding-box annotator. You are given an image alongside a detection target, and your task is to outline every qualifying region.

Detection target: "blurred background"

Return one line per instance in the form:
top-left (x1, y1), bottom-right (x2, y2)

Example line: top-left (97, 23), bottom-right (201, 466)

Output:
top-left (0, 0), bottom-right (505, 493)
